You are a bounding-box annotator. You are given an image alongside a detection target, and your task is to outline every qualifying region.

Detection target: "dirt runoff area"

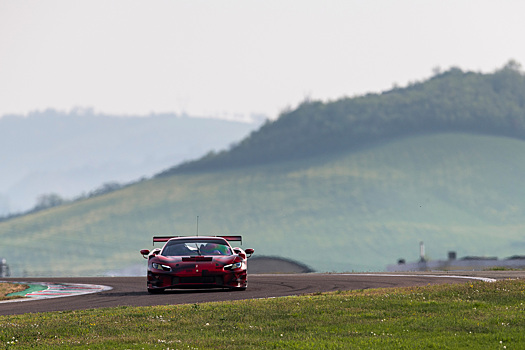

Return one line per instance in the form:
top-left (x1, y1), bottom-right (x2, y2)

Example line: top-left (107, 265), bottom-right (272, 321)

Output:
top-left (0, 282), bottom-right (27, 300)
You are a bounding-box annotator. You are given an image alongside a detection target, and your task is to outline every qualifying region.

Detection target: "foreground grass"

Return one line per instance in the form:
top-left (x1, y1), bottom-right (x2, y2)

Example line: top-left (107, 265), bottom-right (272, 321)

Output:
top-left (1, 280), bottom-right (524, 349)
top-left (0, 283), bottom-right (26, 301)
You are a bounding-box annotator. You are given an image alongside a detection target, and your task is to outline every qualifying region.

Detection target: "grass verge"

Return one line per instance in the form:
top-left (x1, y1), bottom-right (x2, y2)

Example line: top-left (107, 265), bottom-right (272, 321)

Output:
top-left (0, 279), bottom-right (524, 349)
top-left (0, 283), bottom-right (27, 301)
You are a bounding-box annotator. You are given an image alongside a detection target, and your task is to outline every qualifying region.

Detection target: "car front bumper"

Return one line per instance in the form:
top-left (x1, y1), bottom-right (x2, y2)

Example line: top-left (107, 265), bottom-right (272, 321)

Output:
top-left (147, 270), bottom-right (247, 290)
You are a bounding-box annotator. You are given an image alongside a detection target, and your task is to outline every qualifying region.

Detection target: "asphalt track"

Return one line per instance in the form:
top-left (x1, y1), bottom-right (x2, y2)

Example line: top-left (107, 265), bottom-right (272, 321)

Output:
top-left (0, 273), bottom-right (511, 316)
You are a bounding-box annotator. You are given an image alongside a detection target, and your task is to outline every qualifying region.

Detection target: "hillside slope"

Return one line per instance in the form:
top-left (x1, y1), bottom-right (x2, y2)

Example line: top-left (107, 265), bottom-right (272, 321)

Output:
top-left (1, 133), bottom-right (525, 276)
top-left (161, 62), bottom-right (525, 174)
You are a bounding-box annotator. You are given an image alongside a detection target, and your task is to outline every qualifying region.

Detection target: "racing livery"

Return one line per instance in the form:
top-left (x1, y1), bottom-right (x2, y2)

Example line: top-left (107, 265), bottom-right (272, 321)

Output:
top-left (140, 236), bottom-right (254, 293)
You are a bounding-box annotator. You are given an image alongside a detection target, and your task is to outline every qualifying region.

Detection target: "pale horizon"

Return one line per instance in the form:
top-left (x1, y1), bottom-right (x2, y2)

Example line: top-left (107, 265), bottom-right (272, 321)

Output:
top-left (2, 0), bottom-right (525, 121)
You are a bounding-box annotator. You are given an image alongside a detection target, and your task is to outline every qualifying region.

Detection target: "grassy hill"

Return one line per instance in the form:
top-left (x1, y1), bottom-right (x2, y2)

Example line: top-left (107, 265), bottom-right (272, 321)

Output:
top-left (2, 132), bottom-right (525, 276)
top-left (163, 61), bottom-right (525, 173)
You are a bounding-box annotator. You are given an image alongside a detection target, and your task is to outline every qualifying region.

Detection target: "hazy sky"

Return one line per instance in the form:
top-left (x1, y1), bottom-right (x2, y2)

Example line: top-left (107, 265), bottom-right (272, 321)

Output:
top-left (2, 0), bottom-right (525, 120)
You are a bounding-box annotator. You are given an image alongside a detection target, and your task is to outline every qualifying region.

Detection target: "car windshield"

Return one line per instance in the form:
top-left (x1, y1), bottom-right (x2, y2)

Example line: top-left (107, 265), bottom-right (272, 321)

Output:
top-left (161, 239), bottom-right (233, 257)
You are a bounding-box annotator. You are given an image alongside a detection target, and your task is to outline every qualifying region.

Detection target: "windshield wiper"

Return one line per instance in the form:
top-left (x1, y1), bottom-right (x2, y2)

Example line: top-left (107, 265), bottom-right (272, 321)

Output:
top-left (194, 243), bottom-right (202, 256)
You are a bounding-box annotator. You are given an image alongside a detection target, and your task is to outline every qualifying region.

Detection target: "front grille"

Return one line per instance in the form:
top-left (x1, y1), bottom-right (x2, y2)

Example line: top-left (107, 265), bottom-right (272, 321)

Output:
top-left (182, 257), bottom-right (213, 262)
top-left (178, 276), bottom-right (223, 285)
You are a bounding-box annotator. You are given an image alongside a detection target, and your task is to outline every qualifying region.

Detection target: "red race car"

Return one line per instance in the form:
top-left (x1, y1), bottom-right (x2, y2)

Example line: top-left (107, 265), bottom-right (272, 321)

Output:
top-left (140, 235), bottom-right (254, 293)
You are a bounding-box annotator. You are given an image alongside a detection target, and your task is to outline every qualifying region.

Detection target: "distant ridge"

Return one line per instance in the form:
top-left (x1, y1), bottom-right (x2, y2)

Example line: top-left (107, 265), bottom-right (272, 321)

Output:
top-left (0, 110), bottom-right (260, 214)
top-left (159, 61), bottom-right (525, 175)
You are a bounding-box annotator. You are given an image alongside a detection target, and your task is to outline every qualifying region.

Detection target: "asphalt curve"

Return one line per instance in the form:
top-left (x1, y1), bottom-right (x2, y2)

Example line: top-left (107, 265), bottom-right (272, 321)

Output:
top-left (0, 273), bottom-right (493, 315)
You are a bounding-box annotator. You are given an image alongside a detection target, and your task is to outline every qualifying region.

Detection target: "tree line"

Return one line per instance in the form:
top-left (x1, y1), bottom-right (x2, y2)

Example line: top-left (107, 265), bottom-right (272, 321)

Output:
top-left (159, 61), bottom-right (525, 176)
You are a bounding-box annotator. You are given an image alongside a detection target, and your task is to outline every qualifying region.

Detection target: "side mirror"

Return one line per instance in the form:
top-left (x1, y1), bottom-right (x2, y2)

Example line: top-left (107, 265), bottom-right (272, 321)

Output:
top-left (140, 249), bottom-right (150, 259)
top-left (245, 248), bottom-right (254, 258)
top-left (151, 248), bottom-right (161, 257)
top-left (233, 248), bottom-right (245, 259)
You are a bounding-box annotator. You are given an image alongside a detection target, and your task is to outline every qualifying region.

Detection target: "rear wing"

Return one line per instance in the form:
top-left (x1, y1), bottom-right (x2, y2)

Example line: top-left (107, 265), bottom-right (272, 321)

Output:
top-left (153, 235), bottom-right (242, 245)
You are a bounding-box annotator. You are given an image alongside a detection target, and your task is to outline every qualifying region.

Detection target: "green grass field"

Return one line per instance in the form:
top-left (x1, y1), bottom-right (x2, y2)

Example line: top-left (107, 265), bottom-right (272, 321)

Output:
top-left (0, 279), bottom-right (523, 349)
top-left (2, 133), bottom-right (525, 276)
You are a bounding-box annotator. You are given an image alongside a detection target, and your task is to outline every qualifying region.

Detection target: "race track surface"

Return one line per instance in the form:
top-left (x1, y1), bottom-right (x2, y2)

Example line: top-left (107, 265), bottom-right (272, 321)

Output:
top-left (0, 273), bottom-right (504, 315)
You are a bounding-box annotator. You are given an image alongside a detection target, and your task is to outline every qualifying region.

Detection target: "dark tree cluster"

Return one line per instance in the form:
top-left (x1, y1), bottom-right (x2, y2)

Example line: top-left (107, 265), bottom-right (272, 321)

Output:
top-left (159, 61), bottom-right (525, 175)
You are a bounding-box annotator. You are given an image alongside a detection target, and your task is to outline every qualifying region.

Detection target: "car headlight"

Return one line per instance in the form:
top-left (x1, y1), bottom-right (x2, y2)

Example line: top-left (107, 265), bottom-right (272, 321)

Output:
top-left (152, 263), bottom-right (172, 272)
top-left (224, 262), bottom-right (242, 270)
